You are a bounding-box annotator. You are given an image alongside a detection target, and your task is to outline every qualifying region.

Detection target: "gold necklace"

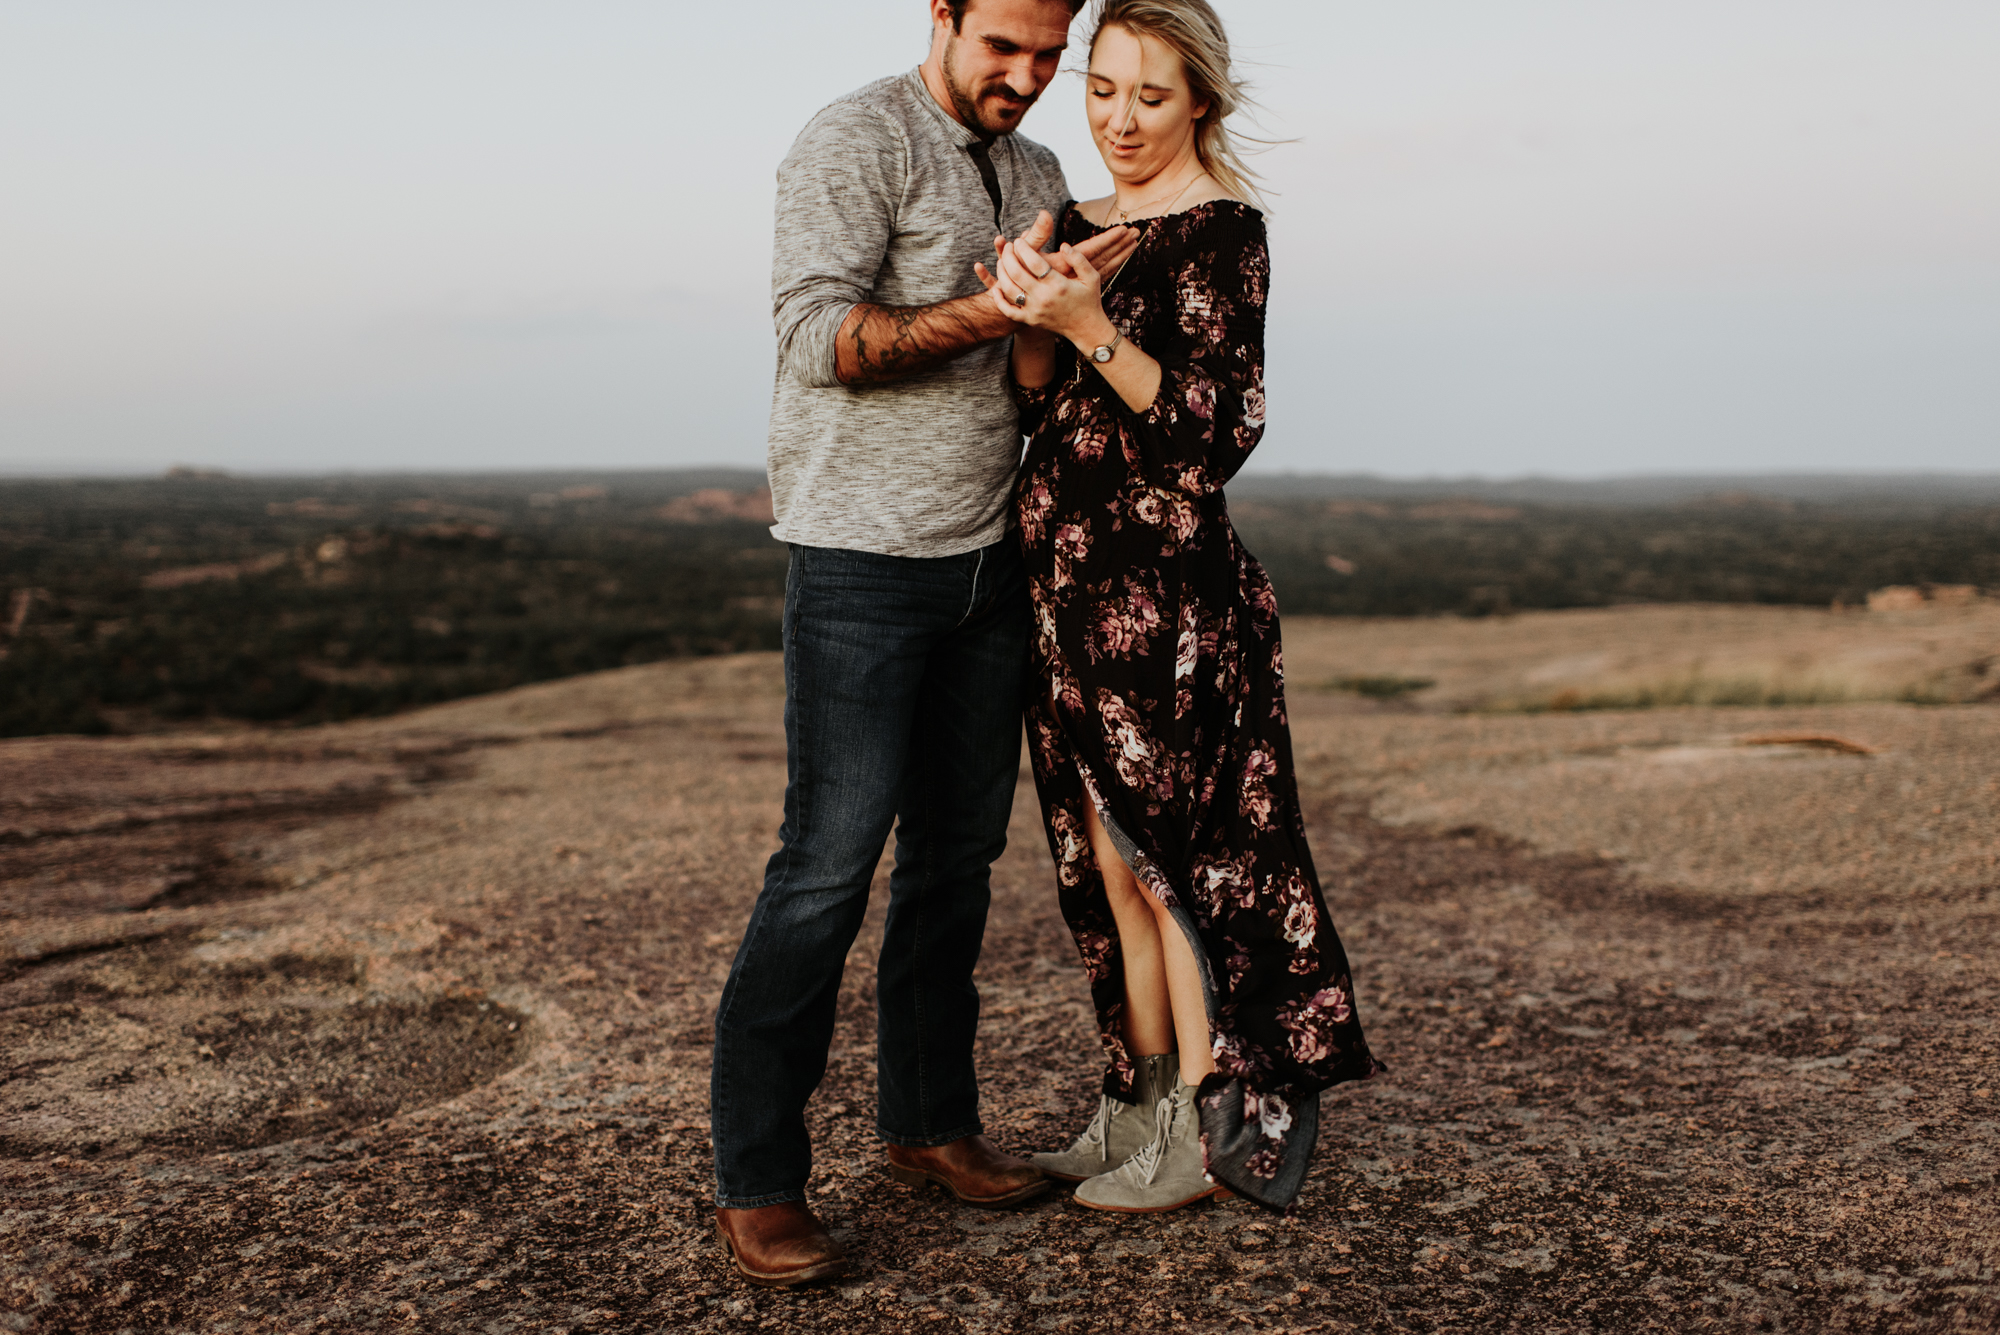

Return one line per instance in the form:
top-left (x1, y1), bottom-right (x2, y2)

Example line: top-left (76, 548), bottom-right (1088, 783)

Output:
top-left (1111, 170), bottom-right (1205, 224)
top-left (1098, 172), bottom-right (1205, 302)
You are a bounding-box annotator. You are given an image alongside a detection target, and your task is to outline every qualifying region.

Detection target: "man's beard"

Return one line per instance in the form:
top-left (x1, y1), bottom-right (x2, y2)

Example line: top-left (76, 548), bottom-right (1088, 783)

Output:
top-left (942, 35), bottom-right (1037, 137)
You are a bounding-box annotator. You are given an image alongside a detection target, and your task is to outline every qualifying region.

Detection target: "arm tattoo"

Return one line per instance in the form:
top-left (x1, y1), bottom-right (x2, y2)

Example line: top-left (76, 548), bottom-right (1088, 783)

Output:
top-left (838, 297), bottom-right (996, 387)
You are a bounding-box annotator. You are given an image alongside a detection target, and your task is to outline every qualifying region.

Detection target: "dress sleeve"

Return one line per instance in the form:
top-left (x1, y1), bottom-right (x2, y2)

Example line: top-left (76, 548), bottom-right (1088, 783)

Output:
top-left (1011, 341), bottom-right (1074, 436)
top-left (1122, 215), bottom-right (1269, 495)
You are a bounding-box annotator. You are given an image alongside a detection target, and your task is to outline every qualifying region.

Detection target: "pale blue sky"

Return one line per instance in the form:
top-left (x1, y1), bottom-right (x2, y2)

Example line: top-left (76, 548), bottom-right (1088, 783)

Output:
top-left (1, 1), bottom-right (1995, 477)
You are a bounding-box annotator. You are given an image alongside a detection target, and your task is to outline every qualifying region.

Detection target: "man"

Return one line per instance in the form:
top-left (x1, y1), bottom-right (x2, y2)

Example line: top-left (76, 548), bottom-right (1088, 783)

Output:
top-left (709, 0), bottom-right (1138, 1291)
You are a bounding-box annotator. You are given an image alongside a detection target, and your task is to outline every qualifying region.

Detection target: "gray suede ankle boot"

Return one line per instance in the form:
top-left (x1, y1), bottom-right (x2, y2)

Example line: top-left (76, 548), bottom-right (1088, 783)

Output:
top-left (1073, 1075), bottom-right (1232, 1213)
top-left (1031, 1053), bottom-right (1179, 1183)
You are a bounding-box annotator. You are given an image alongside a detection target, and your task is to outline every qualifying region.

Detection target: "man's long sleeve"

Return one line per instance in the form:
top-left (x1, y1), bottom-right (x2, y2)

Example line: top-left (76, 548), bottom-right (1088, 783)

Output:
top-left (771, 102), bottom-right (908, 390)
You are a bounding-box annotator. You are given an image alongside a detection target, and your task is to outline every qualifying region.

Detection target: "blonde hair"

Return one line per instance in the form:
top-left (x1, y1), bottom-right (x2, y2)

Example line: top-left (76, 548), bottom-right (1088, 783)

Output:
top-left (1089, 0), bottom-right (1265, 207)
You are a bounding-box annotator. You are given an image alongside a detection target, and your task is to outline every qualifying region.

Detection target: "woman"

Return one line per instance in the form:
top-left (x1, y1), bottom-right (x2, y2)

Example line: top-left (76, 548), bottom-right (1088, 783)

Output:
top-left (977, 0), bottom-right (1383, 1214)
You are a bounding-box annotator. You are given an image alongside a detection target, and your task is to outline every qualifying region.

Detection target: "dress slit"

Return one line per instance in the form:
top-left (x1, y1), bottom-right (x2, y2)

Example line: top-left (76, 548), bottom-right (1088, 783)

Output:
top-left (1071, 749), bottom-right (1222, 1025)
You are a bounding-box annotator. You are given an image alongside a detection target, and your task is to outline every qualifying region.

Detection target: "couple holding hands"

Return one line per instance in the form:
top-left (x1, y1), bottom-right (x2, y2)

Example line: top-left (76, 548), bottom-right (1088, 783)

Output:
top-left (710, 0), bottom-right (1382, 1287)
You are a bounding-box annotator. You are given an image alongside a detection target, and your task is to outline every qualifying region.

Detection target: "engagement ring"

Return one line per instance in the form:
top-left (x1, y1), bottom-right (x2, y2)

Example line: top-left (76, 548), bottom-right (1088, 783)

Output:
top-left (1012, 293), bottom-right (1028, 307)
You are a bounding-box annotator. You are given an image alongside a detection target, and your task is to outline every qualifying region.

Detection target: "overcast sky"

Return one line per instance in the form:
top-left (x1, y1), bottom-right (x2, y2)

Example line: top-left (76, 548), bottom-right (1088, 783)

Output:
top-left (2, 1), bottom-right (1995, 478)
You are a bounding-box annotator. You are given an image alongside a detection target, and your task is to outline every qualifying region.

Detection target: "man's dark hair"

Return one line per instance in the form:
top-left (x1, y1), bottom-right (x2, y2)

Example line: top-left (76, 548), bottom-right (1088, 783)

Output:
top-left (947, 0), bottom-right (1089, 32)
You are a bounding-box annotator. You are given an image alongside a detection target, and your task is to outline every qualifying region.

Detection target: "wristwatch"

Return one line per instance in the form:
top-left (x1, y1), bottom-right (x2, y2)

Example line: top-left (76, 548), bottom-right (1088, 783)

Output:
top-left (1088, 329), bottom-right (1124, 364)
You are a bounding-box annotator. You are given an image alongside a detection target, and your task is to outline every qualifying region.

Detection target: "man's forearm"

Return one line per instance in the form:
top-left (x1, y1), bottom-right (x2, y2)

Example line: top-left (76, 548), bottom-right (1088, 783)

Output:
top-left (833, 292), bottom-right (1013, 386)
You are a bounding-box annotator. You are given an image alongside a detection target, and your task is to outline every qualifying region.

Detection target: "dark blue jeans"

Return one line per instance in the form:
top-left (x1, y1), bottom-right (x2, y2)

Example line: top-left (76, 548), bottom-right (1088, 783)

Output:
top-left (709, 538), bottom-right (1029, 1208)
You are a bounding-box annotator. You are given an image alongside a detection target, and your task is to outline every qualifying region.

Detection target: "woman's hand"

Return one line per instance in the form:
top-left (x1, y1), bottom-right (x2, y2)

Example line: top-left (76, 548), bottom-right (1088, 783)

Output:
top-left (973, 212), bottom-right (1142, 394)
top-left (977, 230), bottom-right (1072, 327)
top-left (988, 237), bottom-right (1110, 343)
top-left (988, 228), bottom-right (1161, 413)
top-left (977, 234), bottom-right (1059, 388)
top-left (974, 212), bottom-right (1136, 333)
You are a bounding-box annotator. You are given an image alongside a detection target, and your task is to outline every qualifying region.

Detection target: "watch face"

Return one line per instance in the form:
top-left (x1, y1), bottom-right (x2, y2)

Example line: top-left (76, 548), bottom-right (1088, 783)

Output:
top-left (1092, 346), bottom-right (1111, 362)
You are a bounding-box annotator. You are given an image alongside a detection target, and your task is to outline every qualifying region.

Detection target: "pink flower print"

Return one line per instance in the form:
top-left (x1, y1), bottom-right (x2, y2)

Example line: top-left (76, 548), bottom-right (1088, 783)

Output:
top-left (1073, 927), bottom-right (1116, 982)
top-left (1071, 415), bottom-right (1110, 464)
top-left (1098, 690), bottom-right (1173, 802)
top-left (1125, 576), bottom-right (1161, 637)
top-left (1019, 471), bottom-right (1055, 545)
top-left (1176, 268), bottom-right (1231, 346)
top-left (1049, 805), bottom-right (1090, 889)
top-left (1195, 852), bottom-right (1260, 913)
top-left (1276, 871), bottom-right (1317, 950)
top-left (1210, 1029), bottom-right (1256, 1080)
top-left (1240, 245), bottom-right (1269, 304)
top-left (1183, 375), bottom-right (1218, 422)
top-left (1104, 1033), bottom-right (1136, 1093)
top-left (1196, 767), bottom-right (1218, 813)
top-left (1239, 748), bottom-right (1277, 829)
top-left (1282, 898), bottom-right (1317, 950)
top-left (1055, 664), bottom-right (1085, 716)
top-left (1053, 522), bottom-right (1089, 590)
top-left (1244, 1089), bottom-right (1294, 1142)
top-left (1243, 1146), bottom-right (1285, 1181)
top-left (1087, 577), bottom-right (1161, 664)
top-left (1313, 984), bottom-right (1353, 1026)
top-left (1134, 859), bottom-right (1183, 912)
top-left (1249, 571), bottom-right (1279, 619)
top-left (1127, 487), bottom-right (1200, 548)
top-left (1276, 984), bottom-right (1354, 1066)
top-left (1240, 383), bottom-right (1266, 432)
top-left (1032, 596), bottom-right (1059, 662)
top-left (1030, 711), bottom-right (1066, 775)
top-left (1089, 604), bottom-right (1137, 663)
top-left (1224, 944), bottom-right (1254, 995)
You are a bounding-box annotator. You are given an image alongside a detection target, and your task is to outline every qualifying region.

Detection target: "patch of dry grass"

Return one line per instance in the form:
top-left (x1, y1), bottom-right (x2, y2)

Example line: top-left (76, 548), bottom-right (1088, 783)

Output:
top-left (1285, 601), bottom-right (2000, 715)
top-left (1473, 662), bottom-right (1987, 713)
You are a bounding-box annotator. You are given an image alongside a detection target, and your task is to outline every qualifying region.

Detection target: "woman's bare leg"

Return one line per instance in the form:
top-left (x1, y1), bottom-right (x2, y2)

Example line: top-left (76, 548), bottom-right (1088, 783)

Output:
top-left (1096, 817), bottom-right (1175, 1056)
top-left (1082, 801), bottom-right (1216, 1083)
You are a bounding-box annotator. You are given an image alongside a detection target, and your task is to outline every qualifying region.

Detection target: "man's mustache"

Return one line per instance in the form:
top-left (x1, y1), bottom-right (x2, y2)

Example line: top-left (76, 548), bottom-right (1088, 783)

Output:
top-left (981, 84), bottom-right (1039, 111)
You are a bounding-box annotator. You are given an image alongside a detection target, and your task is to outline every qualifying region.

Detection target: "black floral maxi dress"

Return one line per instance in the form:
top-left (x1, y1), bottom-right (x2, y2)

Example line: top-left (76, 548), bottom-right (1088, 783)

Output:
top-left (1012, 201), bottom-right (1384, 1213)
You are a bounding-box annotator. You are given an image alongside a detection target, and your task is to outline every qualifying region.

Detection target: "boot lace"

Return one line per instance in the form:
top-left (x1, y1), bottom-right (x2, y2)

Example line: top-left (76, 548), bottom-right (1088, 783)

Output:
top-left (1072, 1095), bottom-right (1118, 1162)
top-left (1124, 1094), bottom-right (1179, 1186)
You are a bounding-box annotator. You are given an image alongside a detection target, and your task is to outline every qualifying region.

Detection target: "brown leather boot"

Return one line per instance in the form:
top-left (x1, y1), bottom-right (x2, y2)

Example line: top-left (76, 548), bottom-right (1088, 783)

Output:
top-left (714, 1202), bottom-right (849, 1288)
top-left (885, 1134), bottom-right (1050, 1208)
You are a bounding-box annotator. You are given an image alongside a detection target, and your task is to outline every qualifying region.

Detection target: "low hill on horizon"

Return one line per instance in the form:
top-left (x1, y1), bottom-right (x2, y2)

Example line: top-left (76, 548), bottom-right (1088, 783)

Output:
top-left (11, 465), bottom-right (2000, 511)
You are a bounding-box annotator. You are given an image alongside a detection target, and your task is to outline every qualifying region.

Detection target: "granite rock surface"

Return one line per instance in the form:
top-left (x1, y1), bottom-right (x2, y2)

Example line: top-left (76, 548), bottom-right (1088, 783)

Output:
top-left (2, 612), bottom-right (1996, 1333)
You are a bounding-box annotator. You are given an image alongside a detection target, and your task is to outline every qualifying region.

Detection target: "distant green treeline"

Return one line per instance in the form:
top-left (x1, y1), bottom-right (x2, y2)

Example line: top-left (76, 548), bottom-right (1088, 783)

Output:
top-left (1, 473), bottom-right (1994, 737)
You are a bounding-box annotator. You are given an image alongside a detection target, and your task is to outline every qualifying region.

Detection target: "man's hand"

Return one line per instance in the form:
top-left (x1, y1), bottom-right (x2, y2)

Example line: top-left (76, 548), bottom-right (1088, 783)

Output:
top-left (974, 211), bottom-right (1138, 304)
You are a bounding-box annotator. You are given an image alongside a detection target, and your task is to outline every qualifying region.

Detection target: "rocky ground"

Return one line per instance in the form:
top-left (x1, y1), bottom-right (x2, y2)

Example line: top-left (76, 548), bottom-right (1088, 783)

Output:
top-left (3, 608), bottom-right (1997, 1333)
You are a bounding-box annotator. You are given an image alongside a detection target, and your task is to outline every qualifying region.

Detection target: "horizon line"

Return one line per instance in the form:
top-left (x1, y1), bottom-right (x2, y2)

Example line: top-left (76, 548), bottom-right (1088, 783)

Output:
top-left (4, 464), bottom-right (2000, 484)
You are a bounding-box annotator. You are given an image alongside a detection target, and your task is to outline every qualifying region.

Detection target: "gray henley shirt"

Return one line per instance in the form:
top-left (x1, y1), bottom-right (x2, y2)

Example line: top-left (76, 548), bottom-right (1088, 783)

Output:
top-left (765, 69), bottom-right (1071, 558)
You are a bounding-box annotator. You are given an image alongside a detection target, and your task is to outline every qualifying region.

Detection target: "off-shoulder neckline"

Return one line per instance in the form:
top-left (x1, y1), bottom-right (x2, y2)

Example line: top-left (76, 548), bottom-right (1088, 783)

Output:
top-left (1068, 198), bottom-right (1264, 232)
